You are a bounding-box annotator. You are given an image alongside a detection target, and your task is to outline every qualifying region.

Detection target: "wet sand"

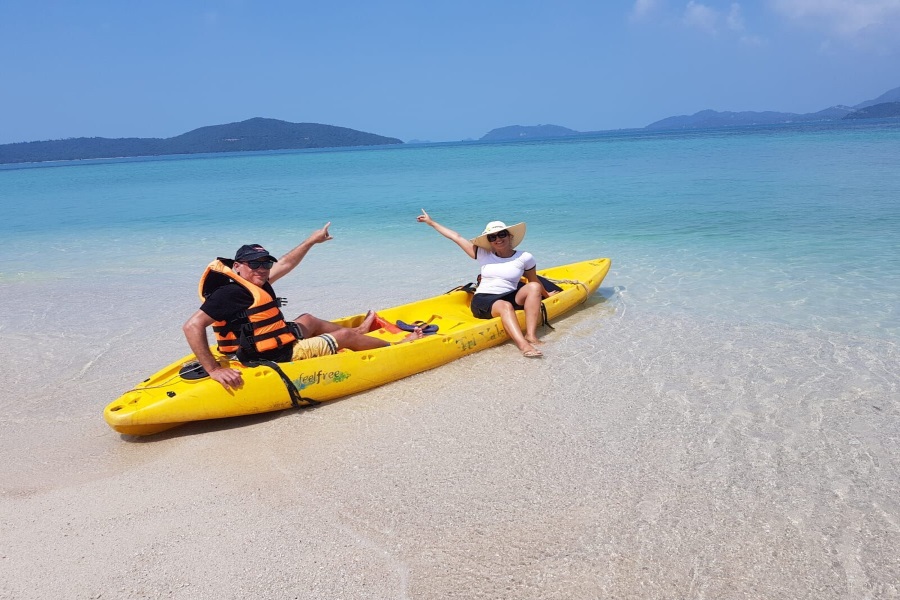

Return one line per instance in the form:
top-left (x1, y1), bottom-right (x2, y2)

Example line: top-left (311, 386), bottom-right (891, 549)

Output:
top-left (2, 272), bottom-right (899, 599)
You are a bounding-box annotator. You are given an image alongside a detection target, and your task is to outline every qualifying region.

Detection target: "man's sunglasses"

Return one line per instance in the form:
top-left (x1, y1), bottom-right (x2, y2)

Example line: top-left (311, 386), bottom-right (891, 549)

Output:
top-left (244, 260), bottom-right (274, 270)
top-left (486, 230), bottom-right (509, 242)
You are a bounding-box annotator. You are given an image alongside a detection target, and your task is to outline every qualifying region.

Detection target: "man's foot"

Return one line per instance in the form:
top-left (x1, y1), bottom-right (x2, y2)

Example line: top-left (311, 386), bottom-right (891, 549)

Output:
top-left (356, 310), bottom-right (377, 333)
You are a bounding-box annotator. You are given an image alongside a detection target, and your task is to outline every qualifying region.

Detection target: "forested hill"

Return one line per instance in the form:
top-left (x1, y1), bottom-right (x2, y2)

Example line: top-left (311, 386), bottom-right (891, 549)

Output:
top-left (0, 118), bottom-right (403, 164)
top-left (843, 102), bottom-right (900, 119)
top-left (480, 124), bottom-right (579, 141)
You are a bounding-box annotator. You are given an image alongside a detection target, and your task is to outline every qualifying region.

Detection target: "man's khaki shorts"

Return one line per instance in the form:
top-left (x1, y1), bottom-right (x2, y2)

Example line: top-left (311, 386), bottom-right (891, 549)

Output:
top-left (291, 334), bottom-right (339, 361)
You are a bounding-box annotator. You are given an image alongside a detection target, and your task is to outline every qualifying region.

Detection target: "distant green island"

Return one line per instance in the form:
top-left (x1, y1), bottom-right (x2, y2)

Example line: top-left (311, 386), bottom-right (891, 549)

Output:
top-left (480, 124), bottom-right (580, 141)
top-left (6, 84), bottom-right (899, 162)
top-left (843, 102), bottom-right (900, 120)
top-left (481, 85), bottom-right (900, 141)
top-left (0, 118), bottom-right (403, 164)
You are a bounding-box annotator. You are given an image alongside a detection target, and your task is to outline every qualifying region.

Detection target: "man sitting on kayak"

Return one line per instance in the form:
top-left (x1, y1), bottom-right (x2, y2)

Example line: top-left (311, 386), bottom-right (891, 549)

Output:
top-left (183, 223), bottom-right (421, 390)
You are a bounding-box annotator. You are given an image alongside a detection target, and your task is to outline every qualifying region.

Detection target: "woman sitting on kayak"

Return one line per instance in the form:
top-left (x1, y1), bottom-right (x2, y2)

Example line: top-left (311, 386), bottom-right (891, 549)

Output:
top-left (416, 209), bottom-right (557, 358)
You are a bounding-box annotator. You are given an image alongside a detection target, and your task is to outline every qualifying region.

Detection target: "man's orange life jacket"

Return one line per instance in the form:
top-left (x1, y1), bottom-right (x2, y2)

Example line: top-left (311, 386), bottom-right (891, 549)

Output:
top-left (198, 259), bottom-right (297, 356)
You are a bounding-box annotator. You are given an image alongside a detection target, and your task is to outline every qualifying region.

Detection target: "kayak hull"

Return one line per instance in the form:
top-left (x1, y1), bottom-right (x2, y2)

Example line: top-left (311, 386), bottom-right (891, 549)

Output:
top-left (103, 258), bottom-right (611, 435)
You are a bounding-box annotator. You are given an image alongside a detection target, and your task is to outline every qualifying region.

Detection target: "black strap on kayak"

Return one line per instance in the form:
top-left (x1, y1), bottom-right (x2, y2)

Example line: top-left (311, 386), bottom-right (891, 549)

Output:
top-left (244, 359), bottom-right (319, 408)
top-left (179, 361), bottom-right (210, 380)
top-left (445, 282), bottom-right (477, 294)
top-left (540, 301), bottom-right (555, 330)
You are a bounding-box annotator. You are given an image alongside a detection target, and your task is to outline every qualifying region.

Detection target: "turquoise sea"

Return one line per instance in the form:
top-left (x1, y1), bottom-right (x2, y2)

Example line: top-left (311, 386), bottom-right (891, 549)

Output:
top-left (2, 120), bottom-right (900, 598)
top-left (2, 120), bottom-right (899, 338)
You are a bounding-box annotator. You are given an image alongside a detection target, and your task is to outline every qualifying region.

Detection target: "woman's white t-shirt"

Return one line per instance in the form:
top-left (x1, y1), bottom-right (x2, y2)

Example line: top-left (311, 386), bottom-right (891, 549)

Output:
top-left (475, 249), bottom-right (536, 295)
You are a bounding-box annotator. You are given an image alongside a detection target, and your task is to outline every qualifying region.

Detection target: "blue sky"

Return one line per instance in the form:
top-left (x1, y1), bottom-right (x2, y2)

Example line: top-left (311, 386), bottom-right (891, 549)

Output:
top-left (2, 0), bottom-right (899, 144)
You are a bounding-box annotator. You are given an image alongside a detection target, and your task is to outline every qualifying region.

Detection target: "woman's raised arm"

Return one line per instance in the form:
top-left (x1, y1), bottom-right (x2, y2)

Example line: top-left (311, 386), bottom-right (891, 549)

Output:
top-left (416, 209), bottom-right (477, 259)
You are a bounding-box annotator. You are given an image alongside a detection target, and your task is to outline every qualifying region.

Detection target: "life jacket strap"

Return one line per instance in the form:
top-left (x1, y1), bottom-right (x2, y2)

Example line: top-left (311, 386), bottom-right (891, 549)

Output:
top-left (245, 299), bottom-right (281, 316)
top-left (250, 328), bottom-right (295, 345)
top-left (251, 313), bottom-right (289, 329)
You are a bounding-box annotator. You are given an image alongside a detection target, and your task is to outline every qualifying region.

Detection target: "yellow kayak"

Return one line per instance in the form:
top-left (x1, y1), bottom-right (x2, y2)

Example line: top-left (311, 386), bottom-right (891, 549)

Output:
top-left (104, 257), bottom-right (611, 436)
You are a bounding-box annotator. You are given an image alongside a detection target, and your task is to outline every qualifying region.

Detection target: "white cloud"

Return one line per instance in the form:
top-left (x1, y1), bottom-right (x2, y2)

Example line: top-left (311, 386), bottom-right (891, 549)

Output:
top-left (771, 0), bottom-right (900, 37)
top-left (726, 3), bottom-right (745, 30)
top-left (725, 2), bottom-right (766, 44)
top-left (631, 1), bottom-right (767, 45)
top-left (683, 1), bottom-right (720, 33)
top-left (630, 0), bottom-right (664, 21)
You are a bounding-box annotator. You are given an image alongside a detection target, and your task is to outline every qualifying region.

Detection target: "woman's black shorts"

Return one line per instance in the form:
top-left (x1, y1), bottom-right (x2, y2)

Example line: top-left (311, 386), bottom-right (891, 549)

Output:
top-left (470, 288), bottom-right (523, 319)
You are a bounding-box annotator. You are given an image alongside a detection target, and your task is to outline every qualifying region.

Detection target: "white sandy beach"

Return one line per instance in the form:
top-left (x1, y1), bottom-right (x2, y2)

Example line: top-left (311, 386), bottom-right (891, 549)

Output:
top-left (2, 264), bottom-right (899, 599)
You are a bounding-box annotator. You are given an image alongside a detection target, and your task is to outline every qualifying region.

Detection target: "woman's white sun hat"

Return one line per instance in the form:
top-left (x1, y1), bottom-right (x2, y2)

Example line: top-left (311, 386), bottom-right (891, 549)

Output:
top-left (471, 220), bottom-right (527, 250)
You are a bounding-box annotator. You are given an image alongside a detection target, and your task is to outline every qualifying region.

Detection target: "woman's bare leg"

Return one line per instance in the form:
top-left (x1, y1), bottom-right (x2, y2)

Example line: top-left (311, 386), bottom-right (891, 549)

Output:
top-left (492, 300), bottom-right (541, 356)
top-left (515, 282), bottom-right (545, 344)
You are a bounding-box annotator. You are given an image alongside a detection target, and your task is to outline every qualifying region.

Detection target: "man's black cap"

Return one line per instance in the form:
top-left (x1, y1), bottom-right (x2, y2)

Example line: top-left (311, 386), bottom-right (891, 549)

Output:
top-left (234, 244), bottom-right (278, 262)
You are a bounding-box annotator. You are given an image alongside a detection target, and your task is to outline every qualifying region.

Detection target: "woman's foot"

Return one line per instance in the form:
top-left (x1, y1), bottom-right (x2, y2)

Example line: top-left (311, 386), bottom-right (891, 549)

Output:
top-left (522, 347), bottom-right (543, 358)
